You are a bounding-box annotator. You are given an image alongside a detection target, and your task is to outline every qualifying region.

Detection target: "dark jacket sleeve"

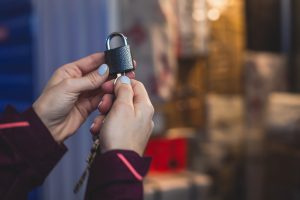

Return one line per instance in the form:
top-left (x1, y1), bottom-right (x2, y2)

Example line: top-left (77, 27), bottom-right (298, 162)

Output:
top-left (0, 106), bottom-right (67, 200)
top-left (85, 150), bottom-right (152, 200)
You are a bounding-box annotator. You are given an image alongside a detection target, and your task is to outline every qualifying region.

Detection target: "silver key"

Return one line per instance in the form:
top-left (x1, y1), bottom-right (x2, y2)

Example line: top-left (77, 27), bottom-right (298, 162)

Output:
top-left (73, 137), bottom-right (101, 193)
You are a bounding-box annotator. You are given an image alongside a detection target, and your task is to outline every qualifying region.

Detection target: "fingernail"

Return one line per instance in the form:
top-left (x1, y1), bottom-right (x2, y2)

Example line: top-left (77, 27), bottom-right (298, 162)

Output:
top-left (98, 64), bottom-right (108, 76)
top-left (119, 76), bottom-right (131, 84)
top-left (98, 101), bottom-right (103, 108)
top-left (90, 123), bottom-right (95, 130)
top-left (127, 71), bottom-right (135, 77)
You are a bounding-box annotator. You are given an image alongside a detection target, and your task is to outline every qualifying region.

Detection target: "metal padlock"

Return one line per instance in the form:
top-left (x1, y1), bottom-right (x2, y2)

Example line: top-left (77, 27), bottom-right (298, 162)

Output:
top-left (105, 32), bottom-right (134, 75)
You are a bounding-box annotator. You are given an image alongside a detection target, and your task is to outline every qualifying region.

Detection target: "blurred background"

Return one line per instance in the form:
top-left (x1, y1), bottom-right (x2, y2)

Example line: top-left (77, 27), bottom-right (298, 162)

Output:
top-left (1, 0), bottom-right (300, 199)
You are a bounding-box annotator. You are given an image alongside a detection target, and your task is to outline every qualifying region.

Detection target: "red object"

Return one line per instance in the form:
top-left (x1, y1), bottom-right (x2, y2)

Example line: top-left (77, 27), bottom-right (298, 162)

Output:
top-left (117, 153), bottom-right (143, 181)
top-left (0, 121), bottom-right (29, 130)
top-left (145, 137), bottom-right (187, 173)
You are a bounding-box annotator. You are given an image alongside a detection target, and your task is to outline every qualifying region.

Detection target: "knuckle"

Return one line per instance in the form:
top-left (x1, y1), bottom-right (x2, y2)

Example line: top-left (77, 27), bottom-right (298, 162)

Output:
top-left (136, 81), bottom-right (145, 89)
top-left (145, 103), bottom-right (155, 117)
top-left (139, 103), bottom-right (154, 119)
top-left (56, 64), bottom-right (82, 78)
top-left (118, 84), bottom-right (133, 95)
top-left (135, 81), bottom-right (143, 87)
top-left (114, 101), bottom-right (133, 112)
top-left (62, 78), bottom-right (73, 88)
top-left (119, 84), bottom-right (131, 91)
top-left (87, 54), bottom-right (100, 67)
top-left (147, 121), bottom-right (154, 137)
top-left (151, 121), bottom-right (155, 130)
top-left (55, 67), bottom-right (66, 77)
top-left (87, 72), bottom-right (100, 88)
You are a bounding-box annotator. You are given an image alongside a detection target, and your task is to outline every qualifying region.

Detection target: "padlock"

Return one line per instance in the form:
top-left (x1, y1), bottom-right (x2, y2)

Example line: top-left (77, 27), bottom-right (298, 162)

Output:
top-left (105, 32), bottom-right (134, 75)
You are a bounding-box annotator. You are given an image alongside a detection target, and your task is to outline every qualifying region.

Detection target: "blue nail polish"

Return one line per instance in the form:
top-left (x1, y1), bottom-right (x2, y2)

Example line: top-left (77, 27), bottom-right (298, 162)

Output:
top-left (119, 76), bottom-right (131, 84)
top-left (98, 64), bottom-right (108, 76)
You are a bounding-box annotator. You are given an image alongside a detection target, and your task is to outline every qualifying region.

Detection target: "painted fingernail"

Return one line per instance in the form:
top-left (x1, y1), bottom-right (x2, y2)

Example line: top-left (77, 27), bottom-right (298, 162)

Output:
top-left (127, 71), bottom-right (135, 77)
top-left (90, 123), bottom-right (95, 130)
top-left (98, 101), bottom-right (103, 108)
top-left (98, 64), bottom-right (108, 76)
top-left (119, 76), bottom-right (131, 84)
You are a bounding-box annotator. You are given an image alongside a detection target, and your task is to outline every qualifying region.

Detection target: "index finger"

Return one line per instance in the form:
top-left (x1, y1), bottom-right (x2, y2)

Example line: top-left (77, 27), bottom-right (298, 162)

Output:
top-left (45, 53), bottom-right (105, 90)
top-left (131, 80), bottom-right (154, 118)
top-left (131, 79), bottom-right (151, 106)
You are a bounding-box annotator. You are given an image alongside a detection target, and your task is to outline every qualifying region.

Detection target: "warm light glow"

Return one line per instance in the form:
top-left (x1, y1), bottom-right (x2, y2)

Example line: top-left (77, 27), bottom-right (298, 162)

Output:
top-left (207, 0), bottom-right (229, 9)
top-left (207, 8), bottom-right (220, 21)
top-left (193, 9), bottom-right (206, 22)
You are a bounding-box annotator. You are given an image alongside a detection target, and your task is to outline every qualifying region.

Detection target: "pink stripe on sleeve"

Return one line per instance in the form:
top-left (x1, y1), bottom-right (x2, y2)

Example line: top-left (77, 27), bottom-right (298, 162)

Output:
top-left (0, 121), bottom-right (30, 130)
top-left (117, 153), bottom-right (143, 181)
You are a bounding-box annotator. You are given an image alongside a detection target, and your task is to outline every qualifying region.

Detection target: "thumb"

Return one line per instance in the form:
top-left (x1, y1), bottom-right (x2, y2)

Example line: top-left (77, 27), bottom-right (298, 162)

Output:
top-left (114, 76), bottom-right (134, 106)
top-left (65, 64), bottom-right (109, 93)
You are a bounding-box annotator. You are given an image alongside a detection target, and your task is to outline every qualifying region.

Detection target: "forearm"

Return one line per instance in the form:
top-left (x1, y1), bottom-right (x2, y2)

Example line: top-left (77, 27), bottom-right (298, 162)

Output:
top-left (0, 106), bottom-right (67, 199)
top-left (85, 150), bottom-right (151, 200)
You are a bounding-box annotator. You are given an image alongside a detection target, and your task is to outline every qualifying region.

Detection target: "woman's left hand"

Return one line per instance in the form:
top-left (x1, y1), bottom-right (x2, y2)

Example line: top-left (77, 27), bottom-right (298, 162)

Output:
top-left (33, 53), bottom-right (135, 143)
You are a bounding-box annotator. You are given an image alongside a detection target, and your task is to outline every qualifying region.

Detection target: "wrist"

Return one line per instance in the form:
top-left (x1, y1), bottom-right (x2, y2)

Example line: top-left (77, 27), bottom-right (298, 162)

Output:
top-left (101, 146), bottom-right (144, 157)
top-left (32, 101), bottom-right (66, 144)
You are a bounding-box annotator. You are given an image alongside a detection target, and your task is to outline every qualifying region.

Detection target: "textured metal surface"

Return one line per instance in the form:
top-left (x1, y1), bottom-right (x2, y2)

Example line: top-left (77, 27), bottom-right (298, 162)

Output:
top-left (105, 45), bottom-right (134, 75)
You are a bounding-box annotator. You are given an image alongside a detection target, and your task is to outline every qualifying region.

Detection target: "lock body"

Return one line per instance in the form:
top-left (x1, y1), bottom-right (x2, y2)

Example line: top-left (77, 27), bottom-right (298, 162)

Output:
top-left (105, 32), bottom-right (134, 75)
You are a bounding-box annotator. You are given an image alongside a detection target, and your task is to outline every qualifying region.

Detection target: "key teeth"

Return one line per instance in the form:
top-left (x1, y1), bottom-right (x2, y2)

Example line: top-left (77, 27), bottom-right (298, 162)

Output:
top-left (73, 170), bottom-right (88, 193)
top-left (86, 155), bottom-right (91, 163)
top-left (73, 184), bottom-right (80, 194)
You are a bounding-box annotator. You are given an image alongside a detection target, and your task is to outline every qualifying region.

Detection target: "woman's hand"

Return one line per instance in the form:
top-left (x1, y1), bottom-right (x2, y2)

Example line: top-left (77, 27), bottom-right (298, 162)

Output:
top-left (33, 53), bottom-right (135, 143)
top-left (90, 77), bottom-right (154, 156)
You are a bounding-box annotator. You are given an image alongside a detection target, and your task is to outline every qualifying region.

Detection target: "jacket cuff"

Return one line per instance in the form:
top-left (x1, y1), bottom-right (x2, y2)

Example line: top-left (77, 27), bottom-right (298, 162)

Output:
top-left (87, 150), bottom-right (151, 192)
top-left (1, 107), bottom-right (67, 178)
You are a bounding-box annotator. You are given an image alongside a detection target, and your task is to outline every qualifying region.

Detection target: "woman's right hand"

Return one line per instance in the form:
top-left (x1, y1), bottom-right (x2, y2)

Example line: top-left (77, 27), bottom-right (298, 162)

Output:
top-left (90, 76), bottom-right (154, 156)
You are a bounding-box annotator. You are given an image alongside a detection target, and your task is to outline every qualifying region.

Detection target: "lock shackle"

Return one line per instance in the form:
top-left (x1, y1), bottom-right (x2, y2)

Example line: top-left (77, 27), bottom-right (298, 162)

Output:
top-left (106, 32), bottom-right (128, 50)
